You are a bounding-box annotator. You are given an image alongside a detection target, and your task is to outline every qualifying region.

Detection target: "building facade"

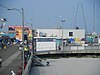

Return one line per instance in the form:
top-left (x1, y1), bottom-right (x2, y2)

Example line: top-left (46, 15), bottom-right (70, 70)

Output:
top-left (35, 29), bottom-right (85, 50)
top-left (36, 28), bottom-right (85, 39)
top-left (8, 26), bottom-right (32, 41)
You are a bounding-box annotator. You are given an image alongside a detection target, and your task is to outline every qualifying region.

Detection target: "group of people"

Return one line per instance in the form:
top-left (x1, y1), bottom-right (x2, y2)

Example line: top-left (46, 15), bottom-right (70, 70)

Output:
top-left (0, 42), bottom-right (7, 50)
top-left (18, 42), bottom-right (31, 69)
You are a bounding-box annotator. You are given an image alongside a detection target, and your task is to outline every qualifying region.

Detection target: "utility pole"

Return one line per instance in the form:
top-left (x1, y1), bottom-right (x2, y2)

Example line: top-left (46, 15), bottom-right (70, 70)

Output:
top-left (7, 8), bottom-right (25, 74)
top-left (21, 8), bottom-right (25, 74)
top-left (0, 4), bottom-right (25, 74)
top-left (61, 20), bottom-right (65, 50)
top-left (32, 30), bottom-right (35, 54)
top-left (93, 1), bottom-right (95, 32)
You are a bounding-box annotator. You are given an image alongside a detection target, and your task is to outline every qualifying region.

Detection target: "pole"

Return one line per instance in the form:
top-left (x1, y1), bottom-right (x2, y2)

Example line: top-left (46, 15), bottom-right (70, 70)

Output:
top-left (22, 8), bottom-right (24, 74)
top-left (61, 20), bottom-right (65, 50)
top-left (5, 7), bottom-right (25, 74)
top-left (32, 30), bottom-right (35, 54)
top-left (62, 26), bottom-right (63, 50)
top-left (93, 1), bottom-right (95, 32)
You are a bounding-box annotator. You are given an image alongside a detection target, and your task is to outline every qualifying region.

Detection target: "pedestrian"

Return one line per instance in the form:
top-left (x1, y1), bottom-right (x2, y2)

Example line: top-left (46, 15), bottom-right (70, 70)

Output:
top-left (0, 56), bottom-right (2, 68)
top-left (1, 43), bottom-right (4, 49)
top-left (58, 45), bottom-right (61, 50)
top-left (4, 45), bottom-right (6, 51)
top-left (19, 45), bottom-right (23, 51)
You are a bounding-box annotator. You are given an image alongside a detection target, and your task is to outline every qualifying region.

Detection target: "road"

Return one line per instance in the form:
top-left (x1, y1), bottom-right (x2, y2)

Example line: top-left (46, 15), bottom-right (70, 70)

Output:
top-left (0, 44), bottom-right (21, 75)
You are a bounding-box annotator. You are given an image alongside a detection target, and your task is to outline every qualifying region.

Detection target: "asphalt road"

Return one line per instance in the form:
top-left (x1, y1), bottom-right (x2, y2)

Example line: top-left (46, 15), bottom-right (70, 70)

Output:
top-left (0, 44), bottom-right (19, 62)
top-left (0, 44), bottom-right (21, 75)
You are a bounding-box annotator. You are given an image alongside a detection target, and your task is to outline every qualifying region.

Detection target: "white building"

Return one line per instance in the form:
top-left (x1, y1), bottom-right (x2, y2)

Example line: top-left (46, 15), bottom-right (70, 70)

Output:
top-left (36, 28), bottom-right (85, 39)
top-left (34, 29), bottom-right (85, 51)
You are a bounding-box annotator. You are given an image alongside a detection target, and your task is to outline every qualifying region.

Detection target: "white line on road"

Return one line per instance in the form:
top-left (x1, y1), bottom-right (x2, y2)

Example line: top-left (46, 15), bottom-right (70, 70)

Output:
top-left (2, 51), bottom-right (21, 67)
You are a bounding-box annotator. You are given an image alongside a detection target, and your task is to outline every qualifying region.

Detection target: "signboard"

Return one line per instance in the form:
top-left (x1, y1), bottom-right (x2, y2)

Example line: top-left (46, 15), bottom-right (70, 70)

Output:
top-left (8, 26), bottom-right (31, 41)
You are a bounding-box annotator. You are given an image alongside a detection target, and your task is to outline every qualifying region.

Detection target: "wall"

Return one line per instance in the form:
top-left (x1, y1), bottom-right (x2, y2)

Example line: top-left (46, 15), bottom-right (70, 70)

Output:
top-left (36, 42), bottom-right (56, 51)
top-left (36, 29), bottom-right (85, 39)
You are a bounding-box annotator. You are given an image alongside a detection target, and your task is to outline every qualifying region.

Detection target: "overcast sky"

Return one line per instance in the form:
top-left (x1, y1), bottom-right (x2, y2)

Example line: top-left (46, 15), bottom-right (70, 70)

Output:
top-left (0, 0), bottom-right (100, 34)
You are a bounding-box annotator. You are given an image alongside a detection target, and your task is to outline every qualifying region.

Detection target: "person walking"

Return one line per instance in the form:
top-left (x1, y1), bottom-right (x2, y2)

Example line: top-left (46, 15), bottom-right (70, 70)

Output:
top-left (24, 45), bottom-right (30, 62)
top-left (4, 45), bottom-right (7, 51)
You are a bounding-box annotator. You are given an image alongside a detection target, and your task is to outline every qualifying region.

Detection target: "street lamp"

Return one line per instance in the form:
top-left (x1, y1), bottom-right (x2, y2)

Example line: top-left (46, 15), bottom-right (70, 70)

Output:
top-left (61, 20), bottom-right (65, 50)
top-left (0, 18), bottom-right (7, 29)
top-left (7, 8), bottom-right (25, 74)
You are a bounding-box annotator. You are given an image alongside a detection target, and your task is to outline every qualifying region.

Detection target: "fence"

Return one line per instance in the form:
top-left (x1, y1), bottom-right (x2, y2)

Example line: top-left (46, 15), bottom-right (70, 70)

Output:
top-left (63, 46), bottom-right (100, 50)
top-left (35, 46), bottom-right (100, 55)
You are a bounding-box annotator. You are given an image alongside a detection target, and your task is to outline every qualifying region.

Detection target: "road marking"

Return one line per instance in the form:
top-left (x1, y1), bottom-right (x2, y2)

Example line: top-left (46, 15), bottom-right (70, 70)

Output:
top-left (2, 51), bottom-right (21, 67)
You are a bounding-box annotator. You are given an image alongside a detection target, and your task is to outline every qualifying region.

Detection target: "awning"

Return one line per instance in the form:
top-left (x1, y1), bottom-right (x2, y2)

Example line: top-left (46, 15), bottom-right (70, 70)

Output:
top-left (75, 38), bottom-right (80, 42)
top-left (69, 38), bottom-right (75, 42)
top-left (81, 38), bottom-right (86, 41)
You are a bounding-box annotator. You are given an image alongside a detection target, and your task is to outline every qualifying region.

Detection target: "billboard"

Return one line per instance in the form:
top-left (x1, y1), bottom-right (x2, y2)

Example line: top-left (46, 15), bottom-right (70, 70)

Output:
top-left (8, 26), bottom-right (32, 41)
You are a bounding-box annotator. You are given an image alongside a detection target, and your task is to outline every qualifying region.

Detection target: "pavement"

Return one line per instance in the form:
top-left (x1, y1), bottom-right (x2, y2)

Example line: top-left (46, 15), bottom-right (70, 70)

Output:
top-left (0, 44), bottom-right (21, 75)
top-left (30, 58), bottom-right (100, 75)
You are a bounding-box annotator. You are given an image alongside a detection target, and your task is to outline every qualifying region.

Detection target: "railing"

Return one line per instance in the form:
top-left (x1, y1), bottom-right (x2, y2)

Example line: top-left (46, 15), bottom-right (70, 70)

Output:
top-left (36, 47), bottom-right (56, 51)
top-left (23, 52), bottom-right (33, 75)
top-left (63, 46), bottom-right (100, 50)
top-left (35, 46), bottom-right (100, 55)
top-left (36, 46), bottom-right (100, 51)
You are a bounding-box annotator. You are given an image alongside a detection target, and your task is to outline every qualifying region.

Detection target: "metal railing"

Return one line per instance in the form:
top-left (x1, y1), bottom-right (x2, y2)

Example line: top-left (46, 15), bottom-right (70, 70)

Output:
top-left (63, 46), bottom-right (100, 50)
top-left (35, 46), bottom-right (100, 55)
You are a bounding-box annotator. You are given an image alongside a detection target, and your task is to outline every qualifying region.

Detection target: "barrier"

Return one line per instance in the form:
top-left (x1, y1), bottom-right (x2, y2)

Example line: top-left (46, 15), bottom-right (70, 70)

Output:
top-left (23, 52), bottom-right (33, 75)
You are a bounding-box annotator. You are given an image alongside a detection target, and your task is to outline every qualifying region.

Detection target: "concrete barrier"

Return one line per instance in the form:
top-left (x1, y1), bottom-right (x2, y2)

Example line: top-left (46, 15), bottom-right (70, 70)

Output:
top-left (23, 53), bottom-right (33, 75)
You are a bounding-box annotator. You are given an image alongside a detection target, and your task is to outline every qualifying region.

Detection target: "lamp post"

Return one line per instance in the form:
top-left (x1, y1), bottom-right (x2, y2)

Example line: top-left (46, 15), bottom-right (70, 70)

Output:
top-left (8, 8), bottom-right (25, 74)
top-left (61, 20), bottom-right (65, 50)
top-left (0, 18), bottom-right (7, 29)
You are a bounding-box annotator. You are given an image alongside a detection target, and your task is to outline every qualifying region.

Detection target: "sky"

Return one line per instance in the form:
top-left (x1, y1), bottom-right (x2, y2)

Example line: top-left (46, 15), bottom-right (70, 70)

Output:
top-left (0, 0), bottom-right (100, 34)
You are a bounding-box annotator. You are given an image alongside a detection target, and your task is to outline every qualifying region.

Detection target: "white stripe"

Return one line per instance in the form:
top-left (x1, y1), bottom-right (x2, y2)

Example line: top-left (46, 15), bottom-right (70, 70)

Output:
top-left (2, 51), bottom-right (21, 67)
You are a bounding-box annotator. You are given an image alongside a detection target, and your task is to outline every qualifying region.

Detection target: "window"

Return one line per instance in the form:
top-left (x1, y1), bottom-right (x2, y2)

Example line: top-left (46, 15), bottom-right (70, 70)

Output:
top-left (69, 32), bottom-right (73, 36)
top-left (9, 27), bottom-right (15, 31)
top-left (36, 38), bottom-right (56, 42)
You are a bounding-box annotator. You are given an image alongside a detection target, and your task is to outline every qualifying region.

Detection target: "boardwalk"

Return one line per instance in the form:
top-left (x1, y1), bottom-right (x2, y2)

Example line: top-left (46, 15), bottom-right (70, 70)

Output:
top-left (30, 58), bottom-right (100, 75)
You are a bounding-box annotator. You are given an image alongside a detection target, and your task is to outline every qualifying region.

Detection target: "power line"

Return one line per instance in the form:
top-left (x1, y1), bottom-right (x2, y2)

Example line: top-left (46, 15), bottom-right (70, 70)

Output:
top-left (81, 3), bottom-right (88, 34)
top-left (73, 3), bottom-right (79, 29)
top-left (73, 3), bottom-right (88, 34)
top-left (0, 3), bottom-right (9, 9)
